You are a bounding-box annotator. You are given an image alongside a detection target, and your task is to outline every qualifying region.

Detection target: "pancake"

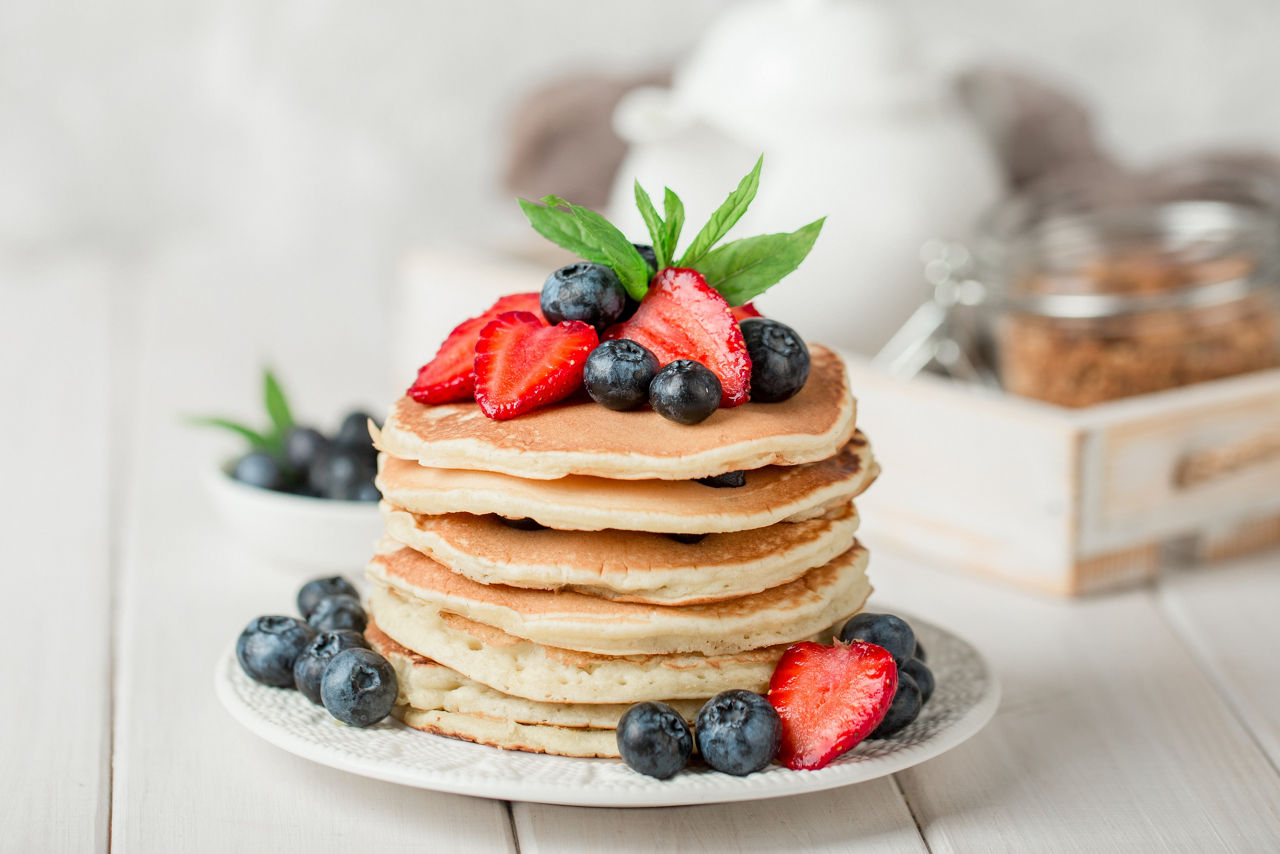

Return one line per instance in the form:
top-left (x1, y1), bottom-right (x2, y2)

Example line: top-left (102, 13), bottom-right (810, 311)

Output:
top-left (369, 622), bottom-right (700, 758)
top-left (367, 539), bottom-right (871, 656)
top-left (376, 432), bottom-right (877, 534)
top-left (366, 585), bottom-right (833, 704)
top-left (376, 345), bottom-right (855, 480)
top-left (380, 502), bottom-right (860, 605)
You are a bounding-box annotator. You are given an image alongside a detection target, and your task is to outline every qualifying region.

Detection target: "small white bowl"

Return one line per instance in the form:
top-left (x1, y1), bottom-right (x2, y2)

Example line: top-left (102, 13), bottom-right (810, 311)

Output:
top-left (204, 463), bottom-right (383, 572)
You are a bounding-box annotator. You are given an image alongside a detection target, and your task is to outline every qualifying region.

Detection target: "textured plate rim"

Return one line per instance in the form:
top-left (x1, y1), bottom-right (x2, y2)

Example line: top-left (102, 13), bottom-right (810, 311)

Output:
top-left (214, 617), bottom-right (999, 808)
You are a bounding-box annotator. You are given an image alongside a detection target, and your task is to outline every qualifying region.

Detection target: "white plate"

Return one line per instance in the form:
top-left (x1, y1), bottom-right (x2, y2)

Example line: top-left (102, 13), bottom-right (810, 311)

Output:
top-left (215, 617), bottom-right (999, 807)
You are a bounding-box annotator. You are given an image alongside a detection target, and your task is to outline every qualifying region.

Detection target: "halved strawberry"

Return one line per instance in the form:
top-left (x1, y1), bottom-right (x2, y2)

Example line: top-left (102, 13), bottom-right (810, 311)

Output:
top-left (606, 268), bottom-right (752, 407)
top-left (767, 641), bottom-right (898, 771)
top-left (732, 302), bottom-right (763, 322)
top-left (474, 311), bottom-right (598, 420)
top-left (408, 293), bottom-right (543, 404)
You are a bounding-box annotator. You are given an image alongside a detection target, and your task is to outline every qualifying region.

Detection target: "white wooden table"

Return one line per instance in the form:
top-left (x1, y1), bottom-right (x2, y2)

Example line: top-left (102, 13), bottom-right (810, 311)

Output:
top-left (5, 251), bottom-right (1280, 853)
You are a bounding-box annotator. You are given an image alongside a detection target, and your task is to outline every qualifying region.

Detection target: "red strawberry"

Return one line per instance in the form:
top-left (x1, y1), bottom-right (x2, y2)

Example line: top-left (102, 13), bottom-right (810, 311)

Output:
top-left (767, 641), bottom-right (898, 771)
top-left (606, 268), bottom-right (752, 407)
top-left (474, 311), bottom-right (598, 420)
top-left (732, 302), bottom-right (763, 321)
top-left (408, 293), bottom-right (543, 404)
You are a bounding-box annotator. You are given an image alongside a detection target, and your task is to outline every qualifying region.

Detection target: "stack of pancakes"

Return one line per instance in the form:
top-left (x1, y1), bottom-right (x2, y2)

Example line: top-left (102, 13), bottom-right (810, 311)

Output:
top-left (366, 345), bottom-right (880, 757)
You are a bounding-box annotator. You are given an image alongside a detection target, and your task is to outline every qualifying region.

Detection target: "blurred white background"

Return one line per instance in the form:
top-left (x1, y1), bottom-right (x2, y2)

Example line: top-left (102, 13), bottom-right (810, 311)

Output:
top-left (4, 0), bottom-right (1280, 403)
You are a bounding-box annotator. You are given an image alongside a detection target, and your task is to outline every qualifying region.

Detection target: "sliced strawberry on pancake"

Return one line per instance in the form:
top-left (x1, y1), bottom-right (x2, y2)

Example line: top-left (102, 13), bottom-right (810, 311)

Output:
top-left (407, 293), bottom-right (543, 404)
top-left (473, 311), bottom-right (598, 420)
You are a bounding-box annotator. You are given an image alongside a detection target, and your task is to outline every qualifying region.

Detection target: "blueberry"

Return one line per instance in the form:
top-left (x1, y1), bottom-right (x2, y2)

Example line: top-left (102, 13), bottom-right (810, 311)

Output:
top-left (616, 701), bottom-right (693, 780)
top-left (668, 533), bottom-right (706, 544)
top-left (498, 516), bottom-right (546, 531)
top-left (293, 630), bottom-right (370, 705)
top-left (696, 470), bottom-right (746, 488)
top-left (839, 613), bottom-right (917, 666)
top-left (236, 616), bottom-right (317, 687)
top-left (284, 426), bottom-right (329, 474)
top-left (740, 318), bottom-right (810, 402)
top-left (583, 339), bottom-right (659, 411)
top-left (541, 262), bottom-right (627, 331)
top-left (633, 243), bottom-right (658, 272)
top-left (297, 576), bottom-right (359, 618)
top-left (914, 639), bottom-right (927, 663)
top-left (307, 595), bottom-right (367, 632)
top-left (333, 411), bottom-right (379, 453)
top-left (869, 672), bottom-right (922, 739)
top-left (232, 451), bottom-right (287, 491)
top-left (649, 360), bottom-right (721, 425)
top-left (309, 446), bottom-right (377, 500)
top-left (695, 690), bottom-right (781, 776)
top-left (902, 658), bottom-right (934, 705)
top-left (320, 648), bottom-right (398, 727)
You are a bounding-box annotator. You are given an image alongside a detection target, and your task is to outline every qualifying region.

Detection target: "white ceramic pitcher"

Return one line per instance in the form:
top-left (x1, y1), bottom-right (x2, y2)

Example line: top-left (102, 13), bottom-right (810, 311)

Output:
top-left (607, 0), bottom-right (1002, 355)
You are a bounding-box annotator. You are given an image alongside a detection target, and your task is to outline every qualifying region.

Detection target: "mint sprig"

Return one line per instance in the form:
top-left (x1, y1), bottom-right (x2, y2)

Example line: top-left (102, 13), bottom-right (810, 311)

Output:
top-left (189, 367), bottom-right (296, 456)
top-left (519, 155), bottom-right (821, 306)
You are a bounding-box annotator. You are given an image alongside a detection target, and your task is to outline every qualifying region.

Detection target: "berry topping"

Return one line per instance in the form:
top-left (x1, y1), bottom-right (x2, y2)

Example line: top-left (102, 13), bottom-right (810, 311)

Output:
top-left (583, 339), bottom-right (659, 411)
top-left (236, 616), bottom-right (317, 688)
top-left (869, 672), bottom-right (923, 739)
top-left (696, 470), bottom-right (746, 488)
top-left (473, 311), bottom-right (599, 420)
top-left (902, 657), bottom-right (934, 705)
top-left (740, 318), bottom-right (810, 403)
top-left (914, 639), bottom-right (927, 663)
top-left (320, 648), bottom-right (398, 728)
top-left (767, 640), bottom-right (898, 770)
top-left (633, 243), bottom-right (658, 272)
top-left (731, 302), bottom-right (762, 321)
top-left (648, 359), bottom-right (722, 425)
top-left (838, 613), bottom-right (917, 666)
top-left (607, 268), bottom-right (751, 407)
top-left (306, 594), bottom-right (368, 633)
top-left (616, 701), bottom-right (693, 780)
top-left (695, 690), bottom-right (782, 776)
top-left (407, 292), bottom-right (543, 405)
top-left (541, 263), bottom-right (628, 331)
top-left (232, 451), bottom-right (288, 491)
top-left (668, 533), bottom-right (707, 544)
top-left (293, 629), bottom-right (370, 705)
top-left (297, 576), bottom-right (359, 619)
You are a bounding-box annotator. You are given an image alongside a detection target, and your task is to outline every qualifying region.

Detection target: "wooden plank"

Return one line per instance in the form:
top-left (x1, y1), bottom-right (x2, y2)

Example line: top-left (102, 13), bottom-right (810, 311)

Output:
top-left (0, 259), bottom-right (113, 852)
top-left (1157, 552), bottom-right (1280, 771)
top-left (513, 780), bottom-right (927, 854)
top-left (866, 544), bottom-right (1280, 853)
top-left (109, 251), bottom-right (515, 853)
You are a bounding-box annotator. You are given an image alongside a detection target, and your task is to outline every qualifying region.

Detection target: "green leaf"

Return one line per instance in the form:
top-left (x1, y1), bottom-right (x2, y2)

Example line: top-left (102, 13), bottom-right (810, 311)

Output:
top-left (187, 416), bottom-right (271, 450)
top-left (662, 188), bottom-right (685, 267)
top-left (695, 217), bottom-right (826, 305)
top-left (677, 155), bottom-right (763, 268)
top-left (633, 181), bottom-right (667, 270)
top-left (519, 196), bottom-right (652, 300)
top-left (262, 368), bottom-right (294, 441)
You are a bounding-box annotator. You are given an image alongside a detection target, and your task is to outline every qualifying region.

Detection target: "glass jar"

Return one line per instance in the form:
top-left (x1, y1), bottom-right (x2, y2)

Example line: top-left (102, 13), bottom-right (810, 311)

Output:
top-left (967, 163), bottom-right (1280, 407)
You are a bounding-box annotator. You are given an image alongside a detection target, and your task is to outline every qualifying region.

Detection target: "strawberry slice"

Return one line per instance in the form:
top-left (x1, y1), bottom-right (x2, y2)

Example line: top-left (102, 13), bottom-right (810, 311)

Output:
top-left (767, 641), bottom-right (898, 771)
top-left (606, 268), bottom-right (752, 407)
top-left (732, 302), bottom-right (763, 322)
top-left (474, 311), bottom-right (598, 420)
top-left (408, 293), bottom-right (543, 404)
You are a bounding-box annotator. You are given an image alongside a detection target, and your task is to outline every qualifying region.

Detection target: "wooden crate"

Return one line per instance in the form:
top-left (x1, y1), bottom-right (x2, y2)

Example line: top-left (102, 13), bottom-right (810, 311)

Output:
top-left (844, 356), bottom-right (1280, 595)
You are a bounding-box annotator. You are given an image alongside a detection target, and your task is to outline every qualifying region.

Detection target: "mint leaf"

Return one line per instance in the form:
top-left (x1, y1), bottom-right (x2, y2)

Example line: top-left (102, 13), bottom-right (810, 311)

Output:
top-left (695, 217), bottom-right (825, 305)
top-left (262, 368), bottom-right (294, 440)
top-left (677, 155), bottom-right (763, 268)
top-left (633, 181), bottom-right (667, 269)
top-left (187, 416), bottom-right (271, 450)
top-left (519, 196), bottom-right (651, 300)
top-left (662, 188), bottom-right (685, 267)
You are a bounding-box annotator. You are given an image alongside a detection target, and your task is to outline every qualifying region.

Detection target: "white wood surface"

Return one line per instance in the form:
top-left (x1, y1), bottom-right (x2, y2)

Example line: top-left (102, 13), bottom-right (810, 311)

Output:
top-left (5, 250), bottom-right (1280, 853)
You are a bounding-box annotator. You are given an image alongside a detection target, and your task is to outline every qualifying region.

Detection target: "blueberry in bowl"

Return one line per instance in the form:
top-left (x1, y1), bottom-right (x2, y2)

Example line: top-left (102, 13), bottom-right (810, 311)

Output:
top-left (195, 368), bottom-right (384, 570)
